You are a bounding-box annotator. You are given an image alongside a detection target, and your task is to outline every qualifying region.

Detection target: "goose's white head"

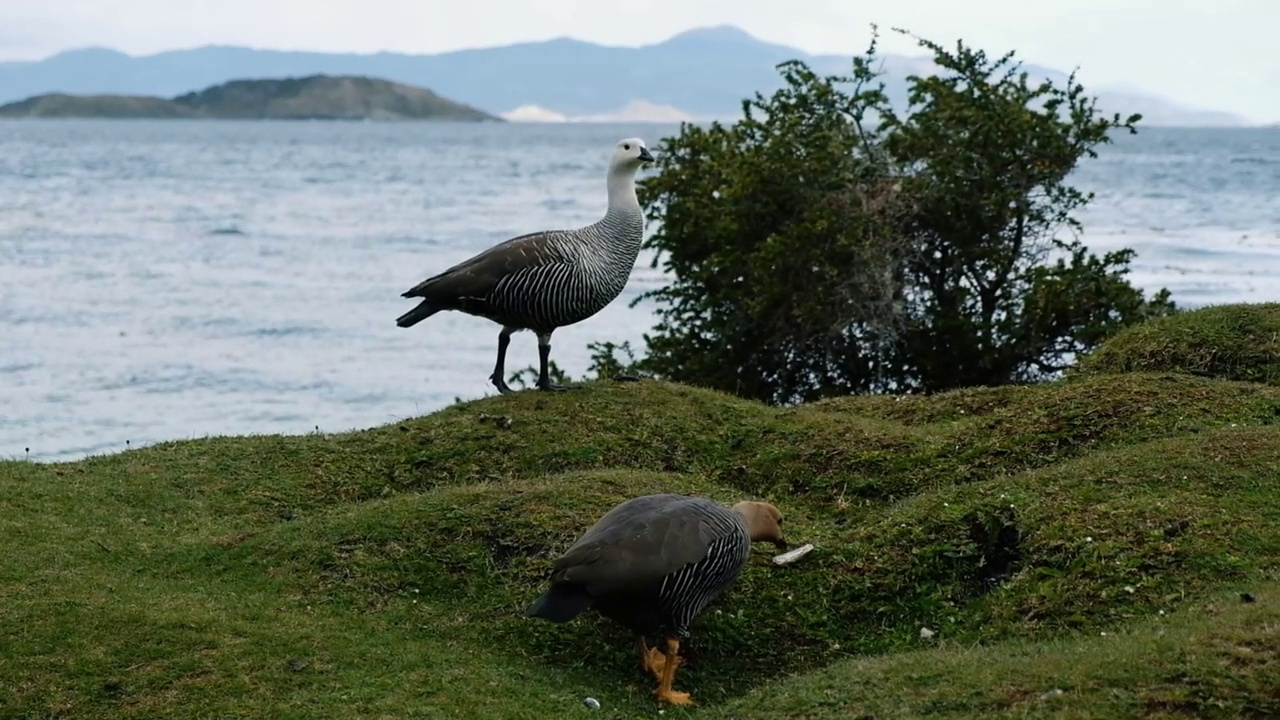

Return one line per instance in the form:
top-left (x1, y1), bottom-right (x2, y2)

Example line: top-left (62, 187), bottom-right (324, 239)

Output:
top-left (609, 137), bottom-right (655, 172)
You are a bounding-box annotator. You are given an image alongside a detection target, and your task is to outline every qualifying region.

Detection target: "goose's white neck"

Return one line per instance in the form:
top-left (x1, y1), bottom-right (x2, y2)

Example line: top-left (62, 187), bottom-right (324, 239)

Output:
top-left (605, 166), bottom-right (641, 214)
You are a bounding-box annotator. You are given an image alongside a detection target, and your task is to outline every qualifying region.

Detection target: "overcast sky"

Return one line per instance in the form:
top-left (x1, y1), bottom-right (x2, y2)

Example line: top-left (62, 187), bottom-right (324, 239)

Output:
top-left (1, 0), bottom-right (1276, 122)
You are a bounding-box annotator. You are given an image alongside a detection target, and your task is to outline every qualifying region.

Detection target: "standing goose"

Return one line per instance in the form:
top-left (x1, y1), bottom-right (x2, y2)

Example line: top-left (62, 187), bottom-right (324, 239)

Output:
top-left (525, 493), bottom-right (786, 705)
top-left (396, 138), bottom-right (655, 393)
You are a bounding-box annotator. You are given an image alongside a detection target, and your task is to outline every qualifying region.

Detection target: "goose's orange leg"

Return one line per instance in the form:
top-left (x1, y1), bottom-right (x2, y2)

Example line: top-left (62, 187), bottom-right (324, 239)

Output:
top-left (654, 637), bottom-right (693, 706)
top-left (636, 636), bottom-right (666, 681)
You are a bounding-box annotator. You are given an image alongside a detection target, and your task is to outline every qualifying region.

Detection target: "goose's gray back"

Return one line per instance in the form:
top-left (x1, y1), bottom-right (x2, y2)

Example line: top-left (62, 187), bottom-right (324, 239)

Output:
top-left (488, 206), bottom-right (643, 332)
top-left (553, 493), bottom-right (753, 637)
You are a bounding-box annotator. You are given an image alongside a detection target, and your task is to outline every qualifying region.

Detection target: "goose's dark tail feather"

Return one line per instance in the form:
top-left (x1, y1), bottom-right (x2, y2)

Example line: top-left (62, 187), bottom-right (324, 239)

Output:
top-left (525, 585), bottom-right (594, 622)
top-left (396, 300), bottom-right (440, 328)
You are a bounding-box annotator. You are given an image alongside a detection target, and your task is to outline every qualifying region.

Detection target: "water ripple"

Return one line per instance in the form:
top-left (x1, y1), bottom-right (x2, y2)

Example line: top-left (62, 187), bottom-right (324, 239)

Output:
top-left (1, 121), bottom-right (1277, 461)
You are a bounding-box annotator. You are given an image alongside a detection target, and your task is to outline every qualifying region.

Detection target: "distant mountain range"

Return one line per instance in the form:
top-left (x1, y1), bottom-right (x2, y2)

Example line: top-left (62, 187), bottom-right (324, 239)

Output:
top-left (0, 75), bottom-right (498, 121)
top-left (0, 26), bottom-right (1253, 126)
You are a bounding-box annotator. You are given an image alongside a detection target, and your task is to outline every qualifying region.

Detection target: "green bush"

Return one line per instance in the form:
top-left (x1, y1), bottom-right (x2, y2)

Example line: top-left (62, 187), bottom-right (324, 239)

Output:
top-left (604, 28), bottom-right (1174, 403)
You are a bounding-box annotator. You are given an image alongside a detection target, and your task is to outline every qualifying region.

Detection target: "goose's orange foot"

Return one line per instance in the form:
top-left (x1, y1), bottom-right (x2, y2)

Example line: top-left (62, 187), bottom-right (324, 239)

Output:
top-left (655, 688), bottom-right (694, 706)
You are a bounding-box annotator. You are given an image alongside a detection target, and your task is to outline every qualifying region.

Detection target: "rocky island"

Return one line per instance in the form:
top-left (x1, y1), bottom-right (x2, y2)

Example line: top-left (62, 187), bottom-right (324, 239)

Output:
top-left (0, 74), bottom-right (501, 121)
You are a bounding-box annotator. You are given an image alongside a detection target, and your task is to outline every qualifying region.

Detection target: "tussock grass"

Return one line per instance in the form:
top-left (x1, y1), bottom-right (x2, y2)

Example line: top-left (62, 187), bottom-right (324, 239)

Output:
top-left (3, 305), bottom-right (1278, 718)
top-left (1074, 302), bottom-right (1280, 385)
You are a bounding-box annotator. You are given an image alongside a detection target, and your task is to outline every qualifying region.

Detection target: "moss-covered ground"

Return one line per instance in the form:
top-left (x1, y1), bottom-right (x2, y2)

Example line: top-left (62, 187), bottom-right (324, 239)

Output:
top-left (3, 304), bottom-right (1277, 719)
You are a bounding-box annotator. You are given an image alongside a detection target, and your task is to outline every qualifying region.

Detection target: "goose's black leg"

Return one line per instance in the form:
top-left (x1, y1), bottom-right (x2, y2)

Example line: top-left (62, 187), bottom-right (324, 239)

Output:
top-left (490, 328), bottom-right (514, 394)
top-left (536, 332), bottom-right (576, 392)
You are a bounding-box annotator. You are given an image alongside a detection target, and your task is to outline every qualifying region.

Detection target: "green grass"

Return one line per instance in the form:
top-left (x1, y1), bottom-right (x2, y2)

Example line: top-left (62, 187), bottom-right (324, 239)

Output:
top-left (3, 316), bottom-right (1279, 718)
top-left (1074, 302), bottom-right (1280, 386)
top-left (712, 583), bottom-right (1279, 719)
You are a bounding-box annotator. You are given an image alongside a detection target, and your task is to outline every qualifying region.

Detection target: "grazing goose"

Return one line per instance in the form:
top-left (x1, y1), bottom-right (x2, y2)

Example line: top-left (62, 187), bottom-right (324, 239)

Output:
top-left (525, 493), bottom-right (786, 705)
top-left (395, 138), bottom-right (654, 393)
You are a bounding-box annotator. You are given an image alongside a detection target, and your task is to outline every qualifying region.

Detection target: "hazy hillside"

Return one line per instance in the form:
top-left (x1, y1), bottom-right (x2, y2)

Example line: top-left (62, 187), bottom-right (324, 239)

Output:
top-left (0, 26), bottom-right (1252, 126)
top-left (0, 93), bottom-right (194, 118)
top-left (0, 74), bottom-right (500, 121)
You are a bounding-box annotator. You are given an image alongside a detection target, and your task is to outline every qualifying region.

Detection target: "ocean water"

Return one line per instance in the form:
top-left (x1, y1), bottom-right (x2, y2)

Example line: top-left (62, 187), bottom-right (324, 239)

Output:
top-left (1, 121), bottom-right (1277, 461)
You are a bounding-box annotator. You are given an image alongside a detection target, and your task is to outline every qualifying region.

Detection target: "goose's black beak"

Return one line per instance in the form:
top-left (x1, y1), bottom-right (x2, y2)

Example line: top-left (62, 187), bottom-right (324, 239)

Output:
top-left (638, 146), bottom-right (655, 163)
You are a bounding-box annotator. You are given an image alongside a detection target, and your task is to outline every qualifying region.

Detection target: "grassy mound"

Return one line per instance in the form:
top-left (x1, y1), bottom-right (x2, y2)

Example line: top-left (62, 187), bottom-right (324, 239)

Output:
top-left (1075, 303), bottom-right (1280, 385)
top-left (2, 365), bottom-right (1278, 718)
top-left (712, 582), bottom-right (1279, 719)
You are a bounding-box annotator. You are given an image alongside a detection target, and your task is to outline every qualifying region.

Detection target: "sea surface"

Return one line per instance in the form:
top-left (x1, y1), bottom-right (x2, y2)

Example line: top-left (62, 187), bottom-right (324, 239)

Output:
top-left (1, 121), bottom-right (1278, 461)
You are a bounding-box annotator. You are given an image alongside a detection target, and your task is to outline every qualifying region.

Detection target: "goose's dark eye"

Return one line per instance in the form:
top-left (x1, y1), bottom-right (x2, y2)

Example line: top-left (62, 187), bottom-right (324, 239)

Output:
top-left (624, 144), bottom-right (631, 150)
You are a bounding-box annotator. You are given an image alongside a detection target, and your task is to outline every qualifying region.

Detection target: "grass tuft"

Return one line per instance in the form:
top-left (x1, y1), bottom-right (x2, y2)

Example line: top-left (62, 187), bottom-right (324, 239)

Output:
top-left (1074, 302), bottom-right (1280, 385)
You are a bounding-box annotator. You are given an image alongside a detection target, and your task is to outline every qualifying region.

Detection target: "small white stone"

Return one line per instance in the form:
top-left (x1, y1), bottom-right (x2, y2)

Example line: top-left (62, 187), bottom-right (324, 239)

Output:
top-left (1124, 585), bottom-right (1136, 594)
top-left (919, 627), bottom-right (936, 639)
top-left (583, 697), bottom-right (600, 710)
